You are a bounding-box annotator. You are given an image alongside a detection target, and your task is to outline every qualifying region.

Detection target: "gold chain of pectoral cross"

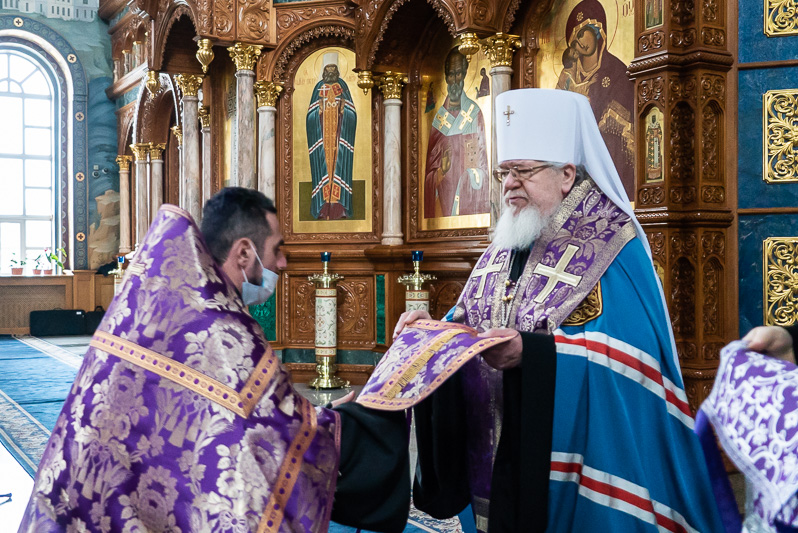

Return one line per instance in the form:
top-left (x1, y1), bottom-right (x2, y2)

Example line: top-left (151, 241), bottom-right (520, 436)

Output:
top-left (501, 278), bottom-right (521, 328)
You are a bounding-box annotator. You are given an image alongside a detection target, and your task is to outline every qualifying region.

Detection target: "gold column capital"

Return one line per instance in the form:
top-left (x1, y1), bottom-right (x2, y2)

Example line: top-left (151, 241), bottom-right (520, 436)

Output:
top-left (115, 155), bottom-right (132, 171)
top-left (457, 32), bottom-right (480, 60)
top-left (171, 125), bottom-right (183, 146)
top-left (175, 74), bottom-right (204, 97)
top-left (145, 70), bottom-right (160, 95)
top-left (227, 42), bottom-right (263, 71)
top-left (148, 142), bottom-right (167, 160)
top-left (254, 80), bottom-right (283, 107)
top-left (130, 143), bottom-right (150, 161)
top-left (377, 71), bottom-right (407, 100)
top-left (198, 105), bottom-right (211, 128)
top-left (196, 38), bottom-right (215, 73)
top-left (480, 33), bottom-right (522, 68)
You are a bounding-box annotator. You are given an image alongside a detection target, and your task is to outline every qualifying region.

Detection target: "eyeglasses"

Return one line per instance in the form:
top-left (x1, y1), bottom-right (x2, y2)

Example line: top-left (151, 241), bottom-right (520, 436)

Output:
top-left (492, 164), bottom-right (553, 183)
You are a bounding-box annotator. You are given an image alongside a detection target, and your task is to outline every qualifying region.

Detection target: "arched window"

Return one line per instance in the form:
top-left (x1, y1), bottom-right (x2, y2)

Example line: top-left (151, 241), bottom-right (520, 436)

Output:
top-left (0, 48), bottom-right (58, 272)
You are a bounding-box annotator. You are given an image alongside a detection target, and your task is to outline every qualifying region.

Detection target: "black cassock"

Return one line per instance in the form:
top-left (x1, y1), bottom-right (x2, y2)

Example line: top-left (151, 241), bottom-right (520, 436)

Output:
top-left (331, 251), bottom-right (558, 533)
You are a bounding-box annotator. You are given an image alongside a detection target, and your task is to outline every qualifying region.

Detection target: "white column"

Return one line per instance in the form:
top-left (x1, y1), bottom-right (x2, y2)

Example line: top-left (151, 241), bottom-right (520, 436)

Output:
top-left (116, 155), bottom-right (132, 254)
top-left (149, 143), bottom-right (166, 220)
top-left (228, 43), bottom-right (262, 189)
top-left (199, 105), bottom-right (212, 207)
top-left (378, 72), bottom-right (405, 246)
top-left (255, 80), bottom-right (282, 200)
top-left (176, 74), bottom-right (203, 221)
top-left (130, 143), bottom-right (150, 245)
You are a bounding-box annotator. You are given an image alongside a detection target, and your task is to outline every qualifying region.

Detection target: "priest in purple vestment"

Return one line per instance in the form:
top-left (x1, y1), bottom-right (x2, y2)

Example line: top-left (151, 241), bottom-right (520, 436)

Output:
top-left (389, 89), bottom-right (724, 532)
top-left (19, 188), bottom-right (409, 533)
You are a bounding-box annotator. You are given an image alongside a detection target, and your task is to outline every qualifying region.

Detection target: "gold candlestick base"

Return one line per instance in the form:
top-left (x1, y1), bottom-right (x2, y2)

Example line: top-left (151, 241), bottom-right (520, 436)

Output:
top-left (308, 356), bottom-right (349, 389)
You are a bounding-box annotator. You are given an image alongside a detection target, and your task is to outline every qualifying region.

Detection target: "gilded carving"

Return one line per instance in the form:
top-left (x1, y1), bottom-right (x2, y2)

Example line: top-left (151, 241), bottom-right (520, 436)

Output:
top-left (198, 105), bottom-right (211, 128)
top-left (239, 0), bottom-right (272, 42)
top-left (481, 33), bottom-right (522, 68)
top-left (671, 257), bottom-right (696, 336)
top-left (228, 42), bottom-right (263, 71)
top-left (638, 77), bottom-right (664, 108)
top-left (701, 186), bottom-right (725, 203)
top-left (171, 125), bottom-right (183, 146)
top-left (377, 71), bottom-right (406, 100)
top-left (175, 74), bottom-right (203, 97)
top-left (764, 89), bottom-right (798, 183)
top-left (254, 80), bottom-right (284, 108)
top-left (763, 237), bottom-right (798, 326)
top-left (130, 143), bottom-right (150, 161)
top-left (639, 31), bottom-right (664, 52)
top-left (702, 257), bottom-right (721, 336)
top-left (116, 155), bottom-right (132, 171)
top-left (765, 0), bottom-right (798, 36)
top-left (562, 282), bottom-right (603, 326)
top-left (196, 39), bottom-right (214, 73)
top-left (639, 186), bottom-right (665, 205)
top-left (701, 27), bottom-right (726, 46)
top-left (670, 29), bottom-right (696, 48)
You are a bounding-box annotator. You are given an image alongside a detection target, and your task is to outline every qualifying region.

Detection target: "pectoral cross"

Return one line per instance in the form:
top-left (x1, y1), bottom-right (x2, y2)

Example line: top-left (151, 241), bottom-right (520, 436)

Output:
top-left (458, 103), bottom-right (475, 131)
top-left (471, 256), bottom-right (505, 299)
top-left (436, 110), bottom-right (452, 129)
top-left (532, 244), bottom-right (583, 303)
top-left (503, 105), bottom-right (514, 125)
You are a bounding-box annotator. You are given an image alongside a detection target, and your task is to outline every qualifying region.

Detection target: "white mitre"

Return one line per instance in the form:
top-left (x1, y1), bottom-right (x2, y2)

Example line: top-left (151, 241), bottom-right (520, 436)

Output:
top-left (495, 88), bottom-right (642, 252)
top-left (495, 89), bottom-right (679, 367)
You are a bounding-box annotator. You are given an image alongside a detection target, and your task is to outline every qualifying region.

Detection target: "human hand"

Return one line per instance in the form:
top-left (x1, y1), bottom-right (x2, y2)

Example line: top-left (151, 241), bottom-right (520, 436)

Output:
top-left (478, 329), bottom-right (522, 370)
top-left (742, 326), bottom-right (796, 364)
top-left (330, 390), bottom-right (356, 409)
top-left (392, 310), bottom-right (432, 340)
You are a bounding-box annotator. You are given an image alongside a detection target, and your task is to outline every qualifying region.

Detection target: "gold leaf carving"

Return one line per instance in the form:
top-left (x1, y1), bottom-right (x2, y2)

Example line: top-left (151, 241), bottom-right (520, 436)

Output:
top-left (764, 89), bottom-right (798, 183)
top-left (764, 237), bottom-right (798, 326)
top-left (765, 0), bottom-right (798, 36)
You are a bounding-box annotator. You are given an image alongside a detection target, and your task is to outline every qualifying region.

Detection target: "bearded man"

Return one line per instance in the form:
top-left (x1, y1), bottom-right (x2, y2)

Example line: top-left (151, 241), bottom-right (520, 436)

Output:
top-left (392, 89), bottom-right (725, 532)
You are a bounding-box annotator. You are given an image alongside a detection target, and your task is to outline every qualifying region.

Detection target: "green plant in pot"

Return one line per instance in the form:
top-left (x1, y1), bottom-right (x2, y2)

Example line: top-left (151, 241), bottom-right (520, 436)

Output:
top-left (33, 253), bottom-right (45, 274)
top-left (9, 253), bottom-right (26, 275)
top-left (43, 247), bottom-right (67, 274)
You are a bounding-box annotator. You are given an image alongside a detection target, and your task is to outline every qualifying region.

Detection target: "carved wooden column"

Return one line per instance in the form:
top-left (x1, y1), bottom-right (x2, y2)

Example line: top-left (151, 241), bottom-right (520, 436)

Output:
top-left (148, 143), bottom-right (166, 220)
top-left (175, 74), bottom-right (203, 221)
top-left (378, 72), bottom-right (406, 246)
top-left (630, 0), bottom-right (734, 412)
top-left (228, 43), bottom-right (262, 189)
top-left (255, 80), bottom-right (283, 201)
top-left (130, 143), bottom-right (150, 245)
top-left (481, 33), bottom-right (521, 234)
top-left (116, 155), bottom-right (132, 254)
top-left (171, 125), bottom-right (183, 207)
top-left (199, 105), bottom-right (212, 206)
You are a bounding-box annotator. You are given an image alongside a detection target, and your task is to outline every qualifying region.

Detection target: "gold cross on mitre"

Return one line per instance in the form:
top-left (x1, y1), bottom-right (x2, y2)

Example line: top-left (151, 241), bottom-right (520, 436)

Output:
top-left (471, 256), bottom-right (505, 299)
top-left (458, 103), bottom-right (475, 131)
top-left (503, 105), bottom-right (514, 125)
top-left (436, 109), bottom-right (452, 129)
top-left (532, 244), bottom-right (583, 303)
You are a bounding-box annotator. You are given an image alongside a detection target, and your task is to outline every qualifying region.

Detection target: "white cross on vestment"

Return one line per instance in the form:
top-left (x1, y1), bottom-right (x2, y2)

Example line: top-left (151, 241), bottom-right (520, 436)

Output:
top-left (470, 257), bottom-right (505, 300)
top-left (532, 244), bottom-right (583, 303)
top-left (503, 105), bottom-right (514, 125)
top-left (458, 104), bottom-right (475, 131)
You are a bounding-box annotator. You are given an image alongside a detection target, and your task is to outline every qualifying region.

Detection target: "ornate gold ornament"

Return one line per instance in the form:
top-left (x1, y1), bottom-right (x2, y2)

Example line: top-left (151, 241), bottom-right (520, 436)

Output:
top-left (198, 105), bottom-right (211, 128)
top-left (562, 281), bottom-right (603, 326)
top-left (254, 80), bottom-right (284, 108)
top-left (145, 70), bottom-right (161, 95)
top-left (115, 155), bottom-right (132, 171)
top-left (148, 143), bottom-right (167, 160)
top-left (75, 112), bottom-right (84, 121)
top-left (76, 232), bottom-right (86, 242)
top-left (227, 42), bottom-right (263, 71)
top-left (480, 33), bottom-right (522, 68)
top-left (377, 71), bottom-right (407, 100)
top-left (67, 54), bottom-right (77, 64)
top-left (763, 237), bottom-right (798, 326)
top-left (763, 89), bottom-right (798, 183)
top-left (13, 17), bottom-right (23, 27)
top-left (171, 125), bottom-right (183, 146)
top-left (355, 70), bottom-right (375, 95)
top-left (457, 32), bottom-right (480, 61)
top-left (75, 172), bottom-right (85, 182)
top-left (130, 143), bottom-right (150, 161)
top-left (196, 38), bottom-right (215, 73)
top-left (765, 0), bottom-right (798, 36)
top-left (175, 74), bottom-right (203, 97)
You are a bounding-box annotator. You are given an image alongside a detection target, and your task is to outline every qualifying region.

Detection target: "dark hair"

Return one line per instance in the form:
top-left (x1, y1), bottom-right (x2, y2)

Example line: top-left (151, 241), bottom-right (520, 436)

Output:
top-left (201, 187), bottom-right (277, 264)
top-left (444, 47), bottom-right (467, 74)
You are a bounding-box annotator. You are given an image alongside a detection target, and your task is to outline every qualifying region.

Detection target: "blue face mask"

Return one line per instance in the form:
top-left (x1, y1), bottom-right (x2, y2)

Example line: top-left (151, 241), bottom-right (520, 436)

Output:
top-left (241, 249), bottom-right (279, 306)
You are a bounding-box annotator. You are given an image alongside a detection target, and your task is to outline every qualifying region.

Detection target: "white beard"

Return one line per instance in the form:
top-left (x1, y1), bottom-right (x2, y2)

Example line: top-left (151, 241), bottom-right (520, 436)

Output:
top-left (492, 204), bottom-right (552, 251)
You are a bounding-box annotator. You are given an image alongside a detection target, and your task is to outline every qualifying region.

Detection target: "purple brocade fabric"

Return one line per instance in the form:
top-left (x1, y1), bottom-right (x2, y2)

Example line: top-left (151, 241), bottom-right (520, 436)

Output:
top-left (702, 340), bottom-right (798, 530)
top-left (19, 205), bottom-right (340, 533)
top-left (356, 320), bottom-right (512, 411)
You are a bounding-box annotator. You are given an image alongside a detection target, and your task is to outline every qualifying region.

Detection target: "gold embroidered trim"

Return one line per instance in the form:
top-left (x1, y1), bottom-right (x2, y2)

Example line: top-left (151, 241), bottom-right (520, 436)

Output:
top-left (259, 398), bottom-right (318, 533)
top-left (383, 329), bottom-right (461, 399)
top-left (562, 281), bottom-right (603, 326)
top-left (91, 331), bottom-right (278, 419)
